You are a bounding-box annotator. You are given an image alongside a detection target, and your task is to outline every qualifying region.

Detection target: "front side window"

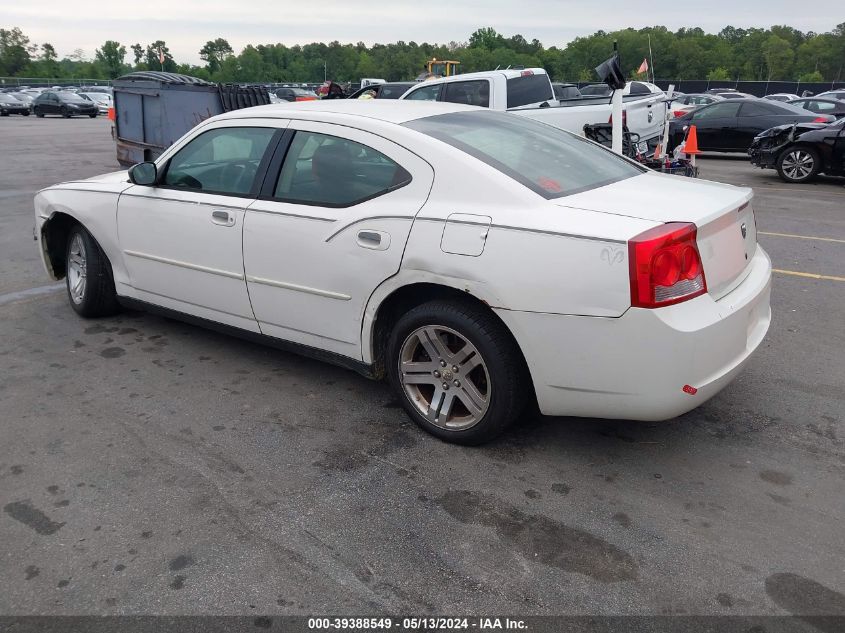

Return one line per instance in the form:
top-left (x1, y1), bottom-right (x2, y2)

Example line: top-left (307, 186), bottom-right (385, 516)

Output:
top-left (443, 81), bottom-right (490, 108)
top-left (164, 127), bottom-right (276, 195)
top-left (404, 111), bottom-right (644, 199)
top-left (405, 84), bottom-right (442, 101)
top-left (273, 131), bottom-right (411, 207)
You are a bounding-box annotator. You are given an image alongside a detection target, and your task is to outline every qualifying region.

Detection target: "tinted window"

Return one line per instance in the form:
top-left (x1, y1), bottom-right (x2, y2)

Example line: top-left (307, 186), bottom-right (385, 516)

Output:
top-left (0, 94), bottom-right (20, 103)
top-left (506, 74), bottom-right (554, 108)
top-left (629, 82), bottom-right (650, 95)
top-left (807, 100), bottom-right (837, 113)
top-left (273, 131), bottom-right (411, 207)
top-left (740, 101), bottom-right (782, 116)
top-left (692, 102), bottom-right (741, 119)
top-left (379, 84), bottom-right (413, 99)
top-left (404, 111), bottom-right (644, 199)
top-left (58, 92), bottom-right (88, 103)
top-left (164, 127), bottom-right (276, 195)
top-left (443, 80), bottom-right (490, 108)
top-left (405, 84), bottom-right (442, 101)
top-left (689, 95), bottom-right (715, 105)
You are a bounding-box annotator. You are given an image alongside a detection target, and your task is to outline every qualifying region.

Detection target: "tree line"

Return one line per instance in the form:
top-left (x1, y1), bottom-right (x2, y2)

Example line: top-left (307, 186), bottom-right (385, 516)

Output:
top-left (2, 24), bottom-right (843, 84)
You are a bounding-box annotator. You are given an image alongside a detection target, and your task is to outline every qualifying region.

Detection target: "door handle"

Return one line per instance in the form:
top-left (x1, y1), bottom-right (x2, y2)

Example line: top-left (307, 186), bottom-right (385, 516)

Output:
top-left (356, 230), bottom-right (390, 251)
top-left (211, 209), bottom-right (236, 227)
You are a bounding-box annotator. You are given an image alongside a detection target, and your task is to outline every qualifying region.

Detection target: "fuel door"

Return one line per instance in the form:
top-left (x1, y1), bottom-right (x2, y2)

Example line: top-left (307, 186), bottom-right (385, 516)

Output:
top-left (440, 213), bottom-right (492, 257)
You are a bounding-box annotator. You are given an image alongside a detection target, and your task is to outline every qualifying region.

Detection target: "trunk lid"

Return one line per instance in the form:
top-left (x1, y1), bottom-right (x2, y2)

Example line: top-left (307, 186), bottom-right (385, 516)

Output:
top-left (555, 172), bottom-right (757, 300)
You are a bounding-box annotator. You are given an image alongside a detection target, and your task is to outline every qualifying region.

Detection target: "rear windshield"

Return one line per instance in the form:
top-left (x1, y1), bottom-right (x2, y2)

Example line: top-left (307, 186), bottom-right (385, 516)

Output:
top-left (404, 111), bottom-right (645, 199)
top-left (506, 74), bottom-right (554, 108)
top-left (59, 92), bottom-right (88, 103)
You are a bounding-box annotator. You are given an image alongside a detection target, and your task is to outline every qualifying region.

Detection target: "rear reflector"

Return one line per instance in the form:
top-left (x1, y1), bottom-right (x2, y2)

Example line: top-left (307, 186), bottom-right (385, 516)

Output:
top-left (683, 385), bottom-right (698, 395)
top-left (520, 70), bottom-right (534, 76)
top-left (629, 222), bottom-right (707, 308)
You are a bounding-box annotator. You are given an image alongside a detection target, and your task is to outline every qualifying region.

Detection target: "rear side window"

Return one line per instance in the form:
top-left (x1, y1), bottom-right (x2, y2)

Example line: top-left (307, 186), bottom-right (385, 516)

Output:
top-left (164, 127), bottom-right (276, 195)
top-left (273, 131), bottom-right (411, 207)
top-left (379, 84), bottom-right (411, 99)
top-left (808, 100), bottom-right (836, 112)
top-left (405, 84), bottom-right (442, 101)
top-left (740, 101), bottom-right (781, 116)
top-left (692, 102), bottom-right (741, 119)
top-left (404, 111), bottom-right (644, 199)
top-left (629, 82), bottom-right (650, 95)
top-left (443, 80), bottom-right (490, 108)
top-left (506, 74), bottom-right (554, 108)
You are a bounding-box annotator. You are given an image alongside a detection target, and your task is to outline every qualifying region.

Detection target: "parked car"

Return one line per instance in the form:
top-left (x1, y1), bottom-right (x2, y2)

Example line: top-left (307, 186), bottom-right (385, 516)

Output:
top-left (789, 97), bottom-right (845, 119)
top-left (79, 91), bottom-right (113, 114)
top-left (552, 82), bottom-right (581, 100)
top-left (400, 69), bottom-right (667, 154)
top-left (669, 93), bottom-right (723, 118)
top-left (0, 93), bottom-right (30, 116)
top-left (749, 117), bottom-right (845, 183)
top-left (669, 98), bottom-right (835, 152)
top-left (275, 87), bottom-right (318, 102)
top-left (763, 93), bottom-right (799, 102)
top-left (347, 82), bottom-right (416, 99)
top-left (816, 90), bottom-right (845, 101)
top-left (34, 100), bottom-right (771, 444)
top-left (9, 92), bottom-right (35, 110)
top-left (33, 91), bottom-right (98, 118)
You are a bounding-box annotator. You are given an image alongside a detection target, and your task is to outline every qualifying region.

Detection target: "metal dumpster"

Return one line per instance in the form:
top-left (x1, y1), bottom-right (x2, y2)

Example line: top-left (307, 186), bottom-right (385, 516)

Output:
top-left (112, 72), bottom-right (270, 166)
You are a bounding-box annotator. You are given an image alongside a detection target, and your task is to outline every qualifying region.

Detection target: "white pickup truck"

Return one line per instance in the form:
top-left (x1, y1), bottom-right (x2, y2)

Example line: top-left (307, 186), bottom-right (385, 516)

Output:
top-left (399, 68), bottom-right (667, 152)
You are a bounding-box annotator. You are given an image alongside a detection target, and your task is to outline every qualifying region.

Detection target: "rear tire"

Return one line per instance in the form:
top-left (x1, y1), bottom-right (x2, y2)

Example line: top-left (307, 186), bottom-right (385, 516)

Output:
top-left (777, 146), bottom-right (820, 183)
top-left (65, 225), bottom-right (120, 318)
top-left (35, 108), bottom-right (44, 118)
top-left (386, 300), bottom-right (528, 445)
top-left (22, 111), bottom-right (30, 116)
top-left (89, 112), bottom-right (97, 118)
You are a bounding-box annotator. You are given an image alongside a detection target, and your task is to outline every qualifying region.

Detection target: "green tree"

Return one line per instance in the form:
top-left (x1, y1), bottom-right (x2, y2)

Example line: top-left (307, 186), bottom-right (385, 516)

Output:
top-left (762, 34), bottom-right (794, 80)
top-left (0, 27), bottom-right (33, 76)
top-left (707, 67), bottom-right (731, 80)
top-left (130, 43), bottom-right (144, 67)
top-left (199, 38), bottom-right (233, 74)
top-left (95, 40), bottom-right (127, 78)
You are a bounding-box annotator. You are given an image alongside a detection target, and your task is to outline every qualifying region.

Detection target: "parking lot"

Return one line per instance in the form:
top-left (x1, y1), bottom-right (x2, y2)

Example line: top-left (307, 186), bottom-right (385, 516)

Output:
top-left (0, 116), bottom-right (843, 617)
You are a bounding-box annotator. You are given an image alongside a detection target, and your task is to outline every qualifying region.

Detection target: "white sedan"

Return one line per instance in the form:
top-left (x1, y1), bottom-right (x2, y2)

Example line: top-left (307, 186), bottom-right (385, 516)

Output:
top-left (34, 101), bottom-right (772, 444)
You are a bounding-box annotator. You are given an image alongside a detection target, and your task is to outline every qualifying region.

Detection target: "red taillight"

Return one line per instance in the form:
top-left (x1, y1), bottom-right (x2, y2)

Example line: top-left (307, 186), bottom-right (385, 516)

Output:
top-left (629, 222), bottom-right (707, 308)
top-left (673, 110), bottom-right (687, 118)
top-left (608, 110), bottom-right (627, 126)
top-left (812, 116), bottom-right (829, 123)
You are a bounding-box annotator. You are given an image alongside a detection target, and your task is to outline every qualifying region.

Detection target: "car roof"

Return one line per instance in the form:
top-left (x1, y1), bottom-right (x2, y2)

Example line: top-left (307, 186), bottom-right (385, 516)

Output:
top-left (215, 99), bottom-right (480, 124)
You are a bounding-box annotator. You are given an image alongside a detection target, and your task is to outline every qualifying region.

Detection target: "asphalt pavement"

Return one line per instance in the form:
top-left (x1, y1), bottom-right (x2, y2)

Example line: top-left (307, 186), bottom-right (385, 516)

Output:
top-left (0, 116), bottom-right (843, 617)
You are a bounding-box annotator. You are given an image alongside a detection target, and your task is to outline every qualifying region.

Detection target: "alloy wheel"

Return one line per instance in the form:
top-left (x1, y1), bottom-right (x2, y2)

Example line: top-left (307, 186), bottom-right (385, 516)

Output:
top-left (781, 150), bottom-right (814, 180)
top-left (398, 325), bottom-right (490, 430)
top-left (67, 234), bottom-right (87, 304)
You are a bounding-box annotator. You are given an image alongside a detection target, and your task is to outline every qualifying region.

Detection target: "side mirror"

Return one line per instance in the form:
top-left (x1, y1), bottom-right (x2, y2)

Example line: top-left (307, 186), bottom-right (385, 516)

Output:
top-left (128, 162), bottom-right (157, 186)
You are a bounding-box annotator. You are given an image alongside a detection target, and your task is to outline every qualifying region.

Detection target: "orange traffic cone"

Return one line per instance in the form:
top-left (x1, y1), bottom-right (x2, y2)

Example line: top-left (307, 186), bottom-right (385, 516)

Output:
top-left (107, 107), bottom-right (115, 121)
top-left (684, 125), bottom-right (701, 155)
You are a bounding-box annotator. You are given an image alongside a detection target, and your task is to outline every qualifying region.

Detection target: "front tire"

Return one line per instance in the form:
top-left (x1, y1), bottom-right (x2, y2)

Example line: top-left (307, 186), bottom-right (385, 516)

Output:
top-left (35, 107), bottom-right (45, 118)
top-left (61, 107), bottom-right (71, 118)
top-left (386, 300), bottom-right (528, 445)
top-left (66, 226), bottom-right (120, 318)
top-left (89, 112), bottom-right (97, 118)
top-left (777, 146), bottom-right (820, 183)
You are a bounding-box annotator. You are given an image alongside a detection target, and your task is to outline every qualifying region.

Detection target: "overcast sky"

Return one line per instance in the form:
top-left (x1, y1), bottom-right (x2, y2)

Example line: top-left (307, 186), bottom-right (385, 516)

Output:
top-left (3, 0), bottom-right (842, 65)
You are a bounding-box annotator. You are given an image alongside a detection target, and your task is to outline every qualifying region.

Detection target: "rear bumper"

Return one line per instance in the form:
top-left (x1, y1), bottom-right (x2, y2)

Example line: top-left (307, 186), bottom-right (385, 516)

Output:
top-left (496, 247), bottom-right (772, 420)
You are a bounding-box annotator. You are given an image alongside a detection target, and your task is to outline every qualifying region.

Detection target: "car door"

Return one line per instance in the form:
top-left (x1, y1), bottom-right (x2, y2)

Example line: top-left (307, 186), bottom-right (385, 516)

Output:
top-left (689, 101), bottom-right (741, 150)
top-left (242, 121), bottom-right (434, 359)
top-left (117, 121), bottom-right (283, 332)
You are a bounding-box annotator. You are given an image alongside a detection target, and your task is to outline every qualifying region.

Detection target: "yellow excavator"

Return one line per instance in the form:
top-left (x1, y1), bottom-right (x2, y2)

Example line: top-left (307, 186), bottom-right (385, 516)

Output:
top-left (424, 58), bottom-right (461, 78)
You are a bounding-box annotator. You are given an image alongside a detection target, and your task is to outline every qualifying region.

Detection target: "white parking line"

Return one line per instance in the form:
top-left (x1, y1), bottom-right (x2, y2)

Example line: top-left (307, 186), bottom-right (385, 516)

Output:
top-left (0, 283), bottom-right (64, 307)
top-left (759, 231), bottom-right (845, 244)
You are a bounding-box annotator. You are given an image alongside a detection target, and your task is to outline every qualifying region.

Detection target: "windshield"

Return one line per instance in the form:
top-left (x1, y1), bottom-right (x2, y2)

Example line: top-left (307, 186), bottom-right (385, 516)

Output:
top-left (59, 92), bottom-right (88, 103)
top-left (404, 111), bottom-right (645, 199)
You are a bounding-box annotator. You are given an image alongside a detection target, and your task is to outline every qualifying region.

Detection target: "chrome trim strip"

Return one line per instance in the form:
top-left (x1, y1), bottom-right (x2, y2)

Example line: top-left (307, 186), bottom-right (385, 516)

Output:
top-left (121, 194), bottom-right (247, 211)
top-left (123, 250), bottom-right (245, 280)
top-left (246, 275), bottom-right (351, 301)
top-left (246, 206), bottom-right (334, 222)
top-left (324, 215), bottom-right (412, 242)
